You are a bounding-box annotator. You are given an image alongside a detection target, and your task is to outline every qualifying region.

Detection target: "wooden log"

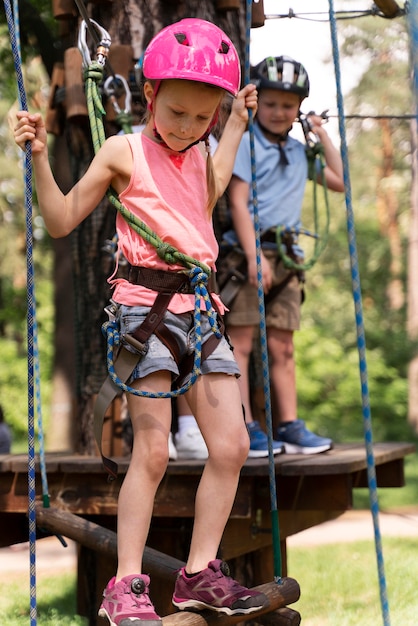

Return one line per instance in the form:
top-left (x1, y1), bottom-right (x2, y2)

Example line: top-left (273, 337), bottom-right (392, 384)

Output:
top-left (35, 504), bottom-right (300, 625)
top-left (35, 504), bottom-right (184, 580)
top-left (257, 607), bottom-right (301, 626)
top-left (160, 578), bottom-right (300, 626)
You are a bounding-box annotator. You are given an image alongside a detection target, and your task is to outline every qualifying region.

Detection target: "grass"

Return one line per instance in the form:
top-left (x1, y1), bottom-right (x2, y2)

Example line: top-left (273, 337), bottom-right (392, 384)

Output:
top-left (288, 538), bottom-right (417, 625)
top-left (1, 573), bottom-right (87, 626)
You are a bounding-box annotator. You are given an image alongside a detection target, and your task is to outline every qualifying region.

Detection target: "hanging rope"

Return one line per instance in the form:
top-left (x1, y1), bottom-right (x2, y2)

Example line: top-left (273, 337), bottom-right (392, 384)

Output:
top-left (4, 1), bottom-right (37, 623)
top-left (328, 2), bottom-right (391, 625)
top-left (275, 131), bottom-right (331, 272)
top-left (245, 0), bottom-right (282, 582)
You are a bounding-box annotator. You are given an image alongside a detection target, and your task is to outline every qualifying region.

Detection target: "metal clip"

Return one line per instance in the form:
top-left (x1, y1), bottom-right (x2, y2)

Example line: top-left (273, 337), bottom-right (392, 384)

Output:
top-left (104, 301), bottom-right (119, 322)
top-left (78, 18), bottom-right (111, 68)
top-left (104, 75), bottom-right (132, 115)
top-left (299, 111), bottom-right (318, 149)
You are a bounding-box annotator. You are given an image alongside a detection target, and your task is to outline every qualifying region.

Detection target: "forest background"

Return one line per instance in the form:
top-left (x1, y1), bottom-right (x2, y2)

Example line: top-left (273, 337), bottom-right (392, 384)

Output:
top-left (0, 0), bottom-right (417, 453)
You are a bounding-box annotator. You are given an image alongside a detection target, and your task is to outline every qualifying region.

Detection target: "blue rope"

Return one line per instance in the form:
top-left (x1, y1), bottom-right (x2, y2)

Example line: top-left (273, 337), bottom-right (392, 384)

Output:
top-left (328, 2), bottom-right (390, 624)
top-left (245, 0), bottom-right (282, 581)
top-left (3, 1), bottom-right (37, 623)
top-left (103, 267), bottom-right (221, 398)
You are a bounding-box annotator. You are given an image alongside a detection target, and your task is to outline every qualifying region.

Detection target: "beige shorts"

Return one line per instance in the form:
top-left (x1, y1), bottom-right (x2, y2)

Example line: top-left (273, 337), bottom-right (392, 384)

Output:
top-left (218, 248), bottom-right (303, 330)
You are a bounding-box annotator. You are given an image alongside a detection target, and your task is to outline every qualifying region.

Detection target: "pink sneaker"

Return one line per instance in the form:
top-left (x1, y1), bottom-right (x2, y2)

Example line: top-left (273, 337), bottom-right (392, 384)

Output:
top-left (172, 559), bottom-right (269, 615)
top-left (98, 574), bottom-right (162, 626)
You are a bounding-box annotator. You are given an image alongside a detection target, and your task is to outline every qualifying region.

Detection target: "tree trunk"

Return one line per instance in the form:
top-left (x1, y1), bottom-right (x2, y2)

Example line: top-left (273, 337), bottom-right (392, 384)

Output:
top-left (376, 117), bottom-right (404, 311)
top-left (407, 117), bottom-right (418, 432)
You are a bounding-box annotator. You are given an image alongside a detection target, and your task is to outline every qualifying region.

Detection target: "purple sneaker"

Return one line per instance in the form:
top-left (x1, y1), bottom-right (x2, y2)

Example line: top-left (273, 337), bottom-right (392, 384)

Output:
top-left (98, 574), bottom-right (162, 626)
top-left (172, 559), bottom-right (269, 616)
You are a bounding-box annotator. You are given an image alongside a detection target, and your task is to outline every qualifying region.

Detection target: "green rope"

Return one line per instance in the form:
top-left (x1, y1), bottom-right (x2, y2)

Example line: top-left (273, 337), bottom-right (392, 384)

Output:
top-left (276, 142), bottom-right (330, 271)
top-left (83, 63), bottom-right (211, 276)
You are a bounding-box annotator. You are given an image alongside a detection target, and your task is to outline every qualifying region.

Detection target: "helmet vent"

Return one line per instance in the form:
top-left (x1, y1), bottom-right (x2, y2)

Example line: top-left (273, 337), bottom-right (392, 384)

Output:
top-left (175, 32), bottom-right (189, 46)
top-left (219, 41), bottom-right (230, 54)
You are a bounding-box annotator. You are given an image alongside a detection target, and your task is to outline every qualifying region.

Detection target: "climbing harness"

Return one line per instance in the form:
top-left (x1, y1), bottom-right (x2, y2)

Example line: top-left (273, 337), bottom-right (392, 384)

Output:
top-left (77, 18), bottom-right (226, 479)
top-left (217, 110), bottom-right (329, 310)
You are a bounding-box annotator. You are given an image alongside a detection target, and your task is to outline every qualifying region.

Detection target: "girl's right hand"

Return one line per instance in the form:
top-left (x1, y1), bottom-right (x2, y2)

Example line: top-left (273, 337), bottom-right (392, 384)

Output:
top-left (13, 111), bottom-right (47, 154)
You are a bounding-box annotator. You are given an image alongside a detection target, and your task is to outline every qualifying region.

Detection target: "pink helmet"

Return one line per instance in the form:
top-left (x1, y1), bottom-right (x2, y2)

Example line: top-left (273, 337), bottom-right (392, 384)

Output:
top-left (142, 18), bottom-right (241, 96)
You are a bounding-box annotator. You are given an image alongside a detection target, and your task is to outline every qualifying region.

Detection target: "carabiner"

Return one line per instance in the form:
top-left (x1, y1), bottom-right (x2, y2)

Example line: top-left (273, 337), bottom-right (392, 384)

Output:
top-left (104, 75), bottom-right (132, 115)
top-left (78, 18), bottom-right (111, 68)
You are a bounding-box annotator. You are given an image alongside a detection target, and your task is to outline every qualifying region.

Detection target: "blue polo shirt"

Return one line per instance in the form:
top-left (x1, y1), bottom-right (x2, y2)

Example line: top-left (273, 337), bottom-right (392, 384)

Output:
top-left (223, 121), bottom-right (308, 247)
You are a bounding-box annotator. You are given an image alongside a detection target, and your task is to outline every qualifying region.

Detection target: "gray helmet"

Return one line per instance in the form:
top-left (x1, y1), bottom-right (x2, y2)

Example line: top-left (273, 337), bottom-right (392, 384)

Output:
top-left (252, 55), bottom-right (310, 98)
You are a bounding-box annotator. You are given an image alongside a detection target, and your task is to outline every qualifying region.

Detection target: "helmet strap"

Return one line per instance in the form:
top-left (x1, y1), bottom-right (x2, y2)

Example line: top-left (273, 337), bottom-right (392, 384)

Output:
top-left (256, 120), bottom-right (290, 167)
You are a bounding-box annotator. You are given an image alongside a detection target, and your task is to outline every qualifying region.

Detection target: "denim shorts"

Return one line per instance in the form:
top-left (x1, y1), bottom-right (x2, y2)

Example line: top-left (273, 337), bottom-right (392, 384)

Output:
top-left (118, 304), bottom-right (240, 383)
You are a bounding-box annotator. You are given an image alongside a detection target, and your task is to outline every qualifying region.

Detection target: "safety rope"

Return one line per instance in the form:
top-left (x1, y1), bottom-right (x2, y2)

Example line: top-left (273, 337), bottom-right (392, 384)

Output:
top-left (245, 0), bottom-right (282, 582)
top-left (79, 21), bottom-right (222, 397)
top-left (275, 135), bottom-right (331, 271)
top-left (328, 2), bottom-right (390, 625)
top-left (4, 1), bottom-right (36, 623)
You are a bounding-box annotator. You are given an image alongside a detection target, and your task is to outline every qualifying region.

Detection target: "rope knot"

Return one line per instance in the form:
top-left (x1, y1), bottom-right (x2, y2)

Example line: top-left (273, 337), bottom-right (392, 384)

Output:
top-left (189, 266), bottom-right (208, 288)
top-left (156, 242), bottom-right (178, 263)
top-left (102, 319), bottom-right (120, 346)
top-left (83, 62), bottom-right (104, 84)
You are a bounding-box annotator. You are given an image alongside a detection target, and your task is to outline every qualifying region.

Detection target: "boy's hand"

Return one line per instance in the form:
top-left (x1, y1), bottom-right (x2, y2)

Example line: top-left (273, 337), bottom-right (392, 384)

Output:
top-left (13, 111), bottom-right (47, 154)
top-left (231, 84), bottom-right (258, 124)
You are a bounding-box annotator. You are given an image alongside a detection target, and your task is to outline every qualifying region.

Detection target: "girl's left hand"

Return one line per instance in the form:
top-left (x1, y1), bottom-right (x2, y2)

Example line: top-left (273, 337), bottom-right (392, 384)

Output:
top-left (232, 84), bottom-right (258, 123)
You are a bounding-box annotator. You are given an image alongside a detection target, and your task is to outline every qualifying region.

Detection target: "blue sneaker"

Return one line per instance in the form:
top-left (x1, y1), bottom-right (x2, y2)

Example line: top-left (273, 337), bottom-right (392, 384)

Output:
top-left (247, 421), bottom-right (284, 458)
top-left (277, 419), bottom-right (332, 454)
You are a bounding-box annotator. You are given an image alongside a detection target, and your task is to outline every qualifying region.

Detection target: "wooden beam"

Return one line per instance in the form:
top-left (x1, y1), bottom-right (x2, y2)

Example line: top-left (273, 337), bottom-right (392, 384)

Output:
top-left (35, 503), bottom-right (183, 581)
top-left (373, 0), bottom-right (403, 18)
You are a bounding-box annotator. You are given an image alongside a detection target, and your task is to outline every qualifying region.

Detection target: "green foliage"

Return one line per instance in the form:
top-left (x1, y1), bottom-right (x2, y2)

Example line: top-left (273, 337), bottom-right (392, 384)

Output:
top-left (0, 252), bottom-right (53, 451)
top-left (354, 452), bottom-right (418, 510)
top-left (292, 9), bottom-right (417, 446)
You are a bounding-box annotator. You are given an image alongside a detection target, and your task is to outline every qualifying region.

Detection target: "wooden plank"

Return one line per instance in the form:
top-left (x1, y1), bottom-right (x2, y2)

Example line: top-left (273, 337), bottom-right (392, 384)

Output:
top-left (277, 443), bottom-right (416, 477)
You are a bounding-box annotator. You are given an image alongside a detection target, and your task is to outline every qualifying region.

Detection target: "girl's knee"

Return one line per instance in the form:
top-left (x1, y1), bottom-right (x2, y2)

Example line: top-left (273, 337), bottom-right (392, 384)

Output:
top-left (210, 427), bottom-right (249, 468)
top-left (132, 436), bottom-right (169, 481)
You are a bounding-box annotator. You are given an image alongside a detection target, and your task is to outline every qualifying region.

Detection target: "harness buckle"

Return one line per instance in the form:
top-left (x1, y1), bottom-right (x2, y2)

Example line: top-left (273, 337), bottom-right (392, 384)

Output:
top-left (123, 333), bottom-right (148, 355)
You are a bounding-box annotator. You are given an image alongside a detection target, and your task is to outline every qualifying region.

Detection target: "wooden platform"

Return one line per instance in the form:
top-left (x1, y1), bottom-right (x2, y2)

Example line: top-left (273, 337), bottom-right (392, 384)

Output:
top-left (0, 442), bottom-right (415, 623)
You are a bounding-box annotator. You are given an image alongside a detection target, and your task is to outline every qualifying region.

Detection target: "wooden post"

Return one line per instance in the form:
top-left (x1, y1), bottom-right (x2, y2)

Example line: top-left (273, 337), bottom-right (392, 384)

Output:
top-left (373, 0), bottom-right (402, 17)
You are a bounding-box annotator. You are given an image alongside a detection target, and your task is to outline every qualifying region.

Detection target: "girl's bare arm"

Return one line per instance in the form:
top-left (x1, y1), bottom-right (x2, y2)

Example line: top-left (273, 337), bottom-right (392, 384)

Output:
top-left (14, 112), bottom-right (132, 237)
top-left (213, 84), bottom-right (257, 197)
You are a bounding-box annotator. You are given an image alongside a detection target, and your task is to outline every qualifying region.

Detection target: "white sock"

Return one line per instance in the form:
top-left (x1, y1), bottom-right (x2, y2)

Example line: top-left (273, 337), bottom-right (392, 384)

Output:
top-left (177, 414), bottom-right (199, 435)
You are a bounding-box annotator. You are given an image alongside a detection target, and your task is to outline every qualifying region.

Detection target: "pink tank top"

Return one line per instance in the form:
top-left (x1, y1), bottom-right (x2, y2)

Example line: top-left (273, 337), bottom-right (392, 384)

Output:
top-left (109, 133), bottom-right (224, 314)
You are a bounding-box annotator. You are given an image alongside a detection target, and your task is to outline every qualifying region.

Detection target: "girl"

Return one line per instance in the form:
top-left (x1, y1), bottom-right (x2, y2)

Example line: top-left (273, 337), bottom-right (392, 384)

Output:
top-left (14, 18), bottom-right (266, 626)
